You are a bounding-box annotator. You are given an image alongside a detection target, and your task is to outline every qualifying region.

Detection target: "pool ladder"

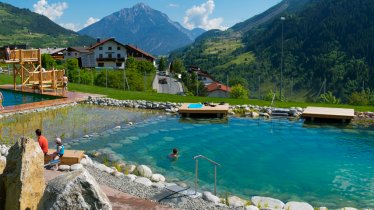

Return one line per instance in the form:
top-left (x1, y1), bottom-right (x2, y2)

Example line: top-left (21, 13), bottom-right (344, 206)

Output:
top-left (194, 155), bottom-right (221, 195)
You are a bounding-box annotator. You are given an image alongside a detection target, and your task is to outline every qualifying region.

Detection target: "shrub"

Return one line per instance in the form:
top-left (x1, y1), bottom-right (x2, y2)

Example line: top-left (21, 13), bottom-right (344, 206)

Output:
top-left (319, 91), bottom-right (340, 104)
top-left (230, 84), bottom-right (249, 99)
top-left (348, 91), bottom-right (369, 106)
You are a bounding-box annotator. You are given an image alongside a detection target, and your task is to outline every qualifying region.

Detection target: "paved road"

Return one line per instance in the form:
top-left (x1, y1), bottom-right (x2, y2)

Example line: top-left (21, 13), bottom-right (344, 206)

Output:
top-left (153, 73), bottom-right (183, 94)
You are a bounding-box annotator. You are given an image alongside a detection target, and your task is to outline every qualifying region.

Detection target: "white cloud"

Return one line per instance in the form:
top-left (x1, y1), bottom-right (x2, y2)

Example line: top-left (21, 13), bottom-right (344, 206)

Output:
top-left (60, 17), bottom-right (100, 32)
top-left (84, 17), bottom-right (100, 27)
top-left (169, 3), bottom-right (179, 8)
top-left (183, 0), bottom-right (227, 31)
top-left (59, 23), bottom-right (80, 31)
top-left (33, 0), bottom-right (68, 21)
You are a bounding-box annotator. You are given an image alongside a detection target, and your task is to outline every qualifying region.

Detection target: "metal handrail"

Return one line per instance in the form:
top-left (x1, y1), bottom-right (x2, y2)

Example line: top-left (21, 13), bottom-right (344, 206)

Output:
top-left (193, 155), bottom-right (221, 195)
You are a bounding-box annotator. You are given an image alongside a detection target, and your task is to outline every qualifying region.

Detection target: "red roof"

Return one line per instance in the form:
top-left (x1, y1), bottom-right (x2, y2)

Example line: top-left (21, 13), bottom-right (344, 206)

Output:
top-left (89, 38), bottom-right (127, 50)
top-left (207, 82), bottom-right (231, 92)
top-left (125, 44), bottom-right (156, 60)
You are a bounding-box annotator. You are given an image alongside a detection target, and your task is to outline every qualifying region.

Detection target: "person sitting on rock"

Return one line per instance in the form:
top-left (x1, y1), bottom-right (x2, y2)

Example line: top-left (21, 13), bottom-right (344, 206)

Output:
top-left (168, 148), bottom-right (178, 159)
top-left (50, 138), bottom-right (64, 170)
top-left (36, 129), bottom-right (48, 155)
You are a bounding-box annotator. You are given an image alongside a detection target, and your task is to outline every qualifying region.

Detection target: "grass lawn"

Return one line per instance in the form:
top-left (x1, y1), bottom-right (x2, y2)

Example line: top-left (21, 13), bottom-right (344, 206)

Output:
top-left (68, 83), bottom-right (374, 112)
top-left (1, 73), bottom-right (374, 112)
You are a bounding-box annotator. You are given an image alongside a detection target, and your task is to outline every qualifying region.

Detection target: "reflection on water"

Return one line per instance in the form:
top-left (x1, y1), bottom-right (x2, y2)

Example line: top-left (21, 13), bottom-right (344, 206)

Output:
top-left (0, 104), bottom-right (161, 144)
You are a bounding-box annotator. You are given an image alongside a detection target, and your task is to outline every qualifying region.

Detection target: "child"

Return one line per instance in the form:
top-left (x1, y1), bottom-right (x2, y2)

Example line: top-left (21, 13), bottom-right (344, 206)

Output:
top-left (168, 148), bottom-right (178, 159)
top-left (51, 138), bottom-right (65, 170)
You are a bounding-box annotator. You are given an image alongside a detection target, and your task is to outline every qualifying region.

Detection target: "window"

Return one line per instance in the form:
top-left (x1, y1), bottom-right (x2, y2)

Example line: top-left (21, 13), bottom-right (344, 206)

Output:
top-left (117, 47), bottom-right (121, 50)
top-left (108, 47), bottom-right (112, 50)
top-left (116, 63), bottom-right (122, 67)
top-left (117, 54), bottom-right (121, 59)
top-left (99, 54), bottom-right (103, 58)
top-left (68, 52), bottom-right (71, 56)
top-left (99, 47), bottom-right (103, 50)
top-left (108, 54), bottom-right (112, 59)
top-left (75, 53), bottom-right (78, 56)
top-left (98, 63), bottom-right (104, 67)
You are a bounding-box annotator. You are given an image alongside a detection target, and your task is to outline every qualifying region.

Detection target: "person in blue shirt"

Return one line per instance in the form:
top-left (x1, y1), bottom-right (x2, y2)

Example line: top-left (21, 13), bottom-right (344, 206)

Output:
top-left (51, 137), bottom-right (65, 170)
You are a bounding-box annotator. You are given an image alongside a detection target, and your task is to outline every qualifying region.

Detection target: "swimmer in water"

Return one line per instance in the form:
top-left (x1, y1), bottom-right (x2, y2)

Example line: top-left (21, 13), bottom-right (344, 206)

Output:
top-left (168, 148), bottom-right (178, 159)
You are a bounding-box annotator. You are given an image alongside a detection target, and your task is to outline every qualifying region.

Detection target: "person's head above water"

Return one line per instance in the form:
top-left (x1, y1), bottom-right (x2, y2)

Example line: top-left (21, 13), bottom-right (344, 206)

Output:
top-left (173, 148), bottom-right (178, 155)
top-left (35, 129), bottom-right (42, 137)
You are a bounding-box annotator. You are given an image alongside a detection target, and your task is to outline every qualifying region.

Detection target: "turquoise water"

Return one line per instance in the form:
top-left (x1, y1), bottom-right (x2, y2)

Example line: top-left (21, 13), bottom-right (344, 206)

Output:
top-left (70, 116), bottom-right (374, 208)
top-left (0, 89), bottom-right (59, 106)
top-left (188, 103), bottom-right (203, 108)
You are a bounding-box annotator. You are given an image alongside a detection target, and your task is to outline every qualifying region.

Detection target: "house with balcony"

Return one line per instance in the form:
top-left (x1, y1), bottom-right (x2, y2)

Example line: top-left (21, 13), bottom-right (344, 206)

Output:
top-left (125, 44), bottom-right (156, 66)
top-left (89, 38), bottom-right (127, 69)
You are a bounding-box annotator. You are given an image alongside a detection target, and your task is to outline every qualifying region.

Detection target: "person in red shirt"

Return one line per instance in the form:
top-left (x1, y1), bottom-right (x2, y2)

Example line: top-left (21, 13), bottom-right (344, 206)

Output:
top-left (36, 129), bottom-right (48, 155)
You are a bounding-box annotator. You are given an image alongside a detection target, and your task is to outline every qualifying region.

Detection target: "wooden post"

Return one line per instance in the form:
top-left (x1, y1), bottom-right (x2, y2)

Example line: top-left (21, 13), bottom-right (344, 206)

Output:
top-left (21, 65), bottom-right (24, 91)
top-left (40, 68), bottom-right (43, 94)
top-left (13, 64), bottom-right (16, 90)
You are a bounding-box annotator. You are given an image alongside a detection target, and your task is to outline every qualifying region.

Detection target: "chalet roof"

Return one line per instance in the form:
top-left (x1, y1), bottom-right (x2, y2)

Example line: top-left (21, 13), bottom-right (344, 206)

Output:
top-left (207, 82), bottom-right (231, 93)
top-left (89, 38), bottom-right (127, 50)
top-left (125, 44), bottom-right (156, 60)
top-left (40, 48), bottom-right (65, 55)
top-left (68, 46), bottom-right (90, 53)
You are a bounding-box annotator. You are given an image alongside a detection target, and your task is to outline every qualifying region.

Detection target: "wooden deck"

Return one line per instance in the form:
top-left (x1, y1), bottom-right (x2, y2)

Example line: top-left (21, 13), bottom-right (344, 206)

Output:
top-left (0, 85), bottom-right (104, 114)
top-left (178, 103), bottom-right (229, 117)
top-left (302, 106), bottom-right (355, 122)
top-left (45, 149), bottom-right (85, 165)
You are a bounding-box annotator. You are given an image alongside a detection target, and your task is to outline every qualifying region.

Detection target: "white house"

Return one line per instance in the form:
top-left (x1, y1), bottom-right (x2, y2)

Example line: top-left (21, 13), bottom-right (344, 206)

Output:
top-left (89, 38), bottom-right (127, 69)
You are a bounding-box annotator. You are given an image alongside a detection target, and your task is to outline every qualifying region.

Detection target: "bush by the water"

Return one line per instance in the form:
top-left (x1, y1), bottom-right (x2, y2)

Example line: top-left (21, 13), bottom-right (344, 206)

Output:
top-left (230, 84), bottom-right (249, 99)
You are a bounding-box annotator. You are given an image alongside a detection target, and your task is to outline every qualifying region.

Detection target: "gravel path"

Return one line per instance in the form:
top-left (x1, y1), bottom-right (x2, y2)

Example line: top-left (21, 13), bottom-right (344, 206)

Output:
top-left (85, 166), bottom-right (231, 210)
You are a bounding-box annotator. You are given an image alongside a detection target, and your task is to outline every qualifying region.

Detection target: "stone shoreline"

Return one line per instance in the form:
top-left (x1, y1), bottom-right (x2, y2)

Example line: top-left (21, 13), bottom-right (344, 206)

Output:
top-left (1, 97), bottom-right (373, 209)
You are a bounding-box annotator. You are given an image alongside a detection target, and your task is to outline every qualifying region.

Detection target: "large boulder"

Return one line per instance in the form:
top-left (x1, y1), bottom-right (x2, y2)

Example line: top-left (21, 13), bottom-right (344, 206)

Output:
top-left (228, 196), bottom-right (245, 208)
top-left (135, 177), bottom-right (153, 187)
top-left (1, 137), bottom-right (45, 210)
top-left (135, 165), bottom-right (152, 178)
top-left (285, 201), bottom-right (314, 210)
top-left (251, 196), bottom-right (285, 209)
top-left (39, 169), bottom-right (111, 210)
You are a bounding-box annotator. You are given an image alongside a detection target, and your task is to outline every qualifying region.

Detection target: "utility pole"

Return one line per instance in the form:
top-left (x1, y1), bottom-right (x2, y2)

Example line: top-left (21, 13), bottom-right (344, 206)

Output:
top-left (280, 16), bottom-right (285, 101)
top-left (196, 71), bottom-right (199, 96)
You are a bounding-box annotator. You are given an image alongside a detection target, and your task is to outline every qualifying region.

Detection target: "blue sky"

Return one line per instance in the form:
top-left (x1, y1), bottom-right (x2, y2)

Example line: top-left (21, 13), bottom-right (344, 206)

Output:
top-left (3, 0), bottom-right (281, 31)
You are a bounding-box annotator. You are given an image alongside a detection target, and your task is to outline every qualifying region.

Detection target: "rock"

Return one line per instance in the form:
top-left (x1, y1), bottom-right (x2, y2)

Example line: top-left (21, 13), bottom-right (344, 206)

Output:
top-left (319, 207), bottom-right (328, 210)
top-left (251, 111), bottom-right (260, 118)
top-left (285, 201), bottom-right (313, 210)
top-left (58, 165), bottom-right (71, 171)
top-left (340, 208), bottom-right (357, 210)
top-left (152, 182), bottom-right (166, 189)
top-left (246, 206), bottom-right (260, 210)
top-left (70, 163), bottom-right (84, 171)
top-left (125, 164), bottom-right (136, 174)
top-left (202, 191), bottom-right (220, 204)
top-left (126, 174), bottom-right (137, 181)
top-left (39, 169), bottom-right (111, 210)
top-left (114, 126), bottom-right (121, 129)
top-left (80, 157), bottom-right (93, 166)
top-left (1, 137), bottom-right (45, 210)
top-left (251, 196), bottom-right (285, 209)
top-left (0, 148), bottom-right (7, 156)
top-left (0, 156), bottom-right (6, 174)
top-left (83, 135), bottom-right (89, 138)
top-left (95, 163), bottom-right (114, 174)
top-left (151, 174), bottom-right (165, 182)
top-left (135, 165), bottom-right (152, 178)
top-left (135, 177), bottom-right (153, 187)
top-left (112, 171), bottom-right (124, 177)
top-left (228, 196), bottom-right (245, 208)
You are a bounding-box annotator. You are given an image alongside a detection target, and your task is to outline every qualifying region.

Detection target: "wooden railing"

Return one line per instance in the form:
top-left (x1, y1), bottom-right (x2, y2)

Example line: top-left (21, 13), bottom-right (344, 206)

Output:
top-left (9, 49), bottom-right (40, 62)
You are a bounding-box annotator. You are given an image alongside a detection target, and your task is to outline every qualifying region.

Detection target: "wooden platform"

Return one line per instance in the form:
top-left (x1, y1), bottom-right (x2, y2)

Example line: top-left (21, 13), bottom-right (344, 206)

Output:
top-left (302, 106), bottom-right (355, 122)
top-left (44, 149), bottom-right (85, 165)
top-left (178, 103), bottom-right (229, 117)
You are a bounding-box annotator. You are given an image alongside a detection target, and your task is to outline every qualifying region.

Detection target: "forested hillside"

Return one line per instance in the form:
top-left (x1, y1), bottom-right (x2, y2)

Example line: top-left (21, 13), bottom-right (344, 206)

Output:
top-left (171, 0), bottom-right (374, 103)
top-left (0, 2), bottom-right (94, 48)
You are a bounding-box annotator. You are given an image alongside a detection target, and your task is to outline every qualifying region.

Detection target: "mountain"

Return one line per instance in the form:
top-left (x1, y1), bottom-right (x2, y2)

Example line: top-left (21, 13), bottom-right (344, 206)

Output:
top-left (170, 0), bottom-right (374, 103)
top-left (78, 3), bottom-right (205, 55)
top-left (0, 2), bottom-right (94, 48)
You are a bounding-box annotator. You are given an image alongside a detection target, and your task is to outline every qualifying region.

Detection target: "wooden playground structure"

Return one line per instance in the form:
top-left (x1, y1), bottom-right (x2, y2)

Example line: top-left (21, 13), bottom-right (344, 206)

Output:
top-left (2, 49), bottom-right (66, 95)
